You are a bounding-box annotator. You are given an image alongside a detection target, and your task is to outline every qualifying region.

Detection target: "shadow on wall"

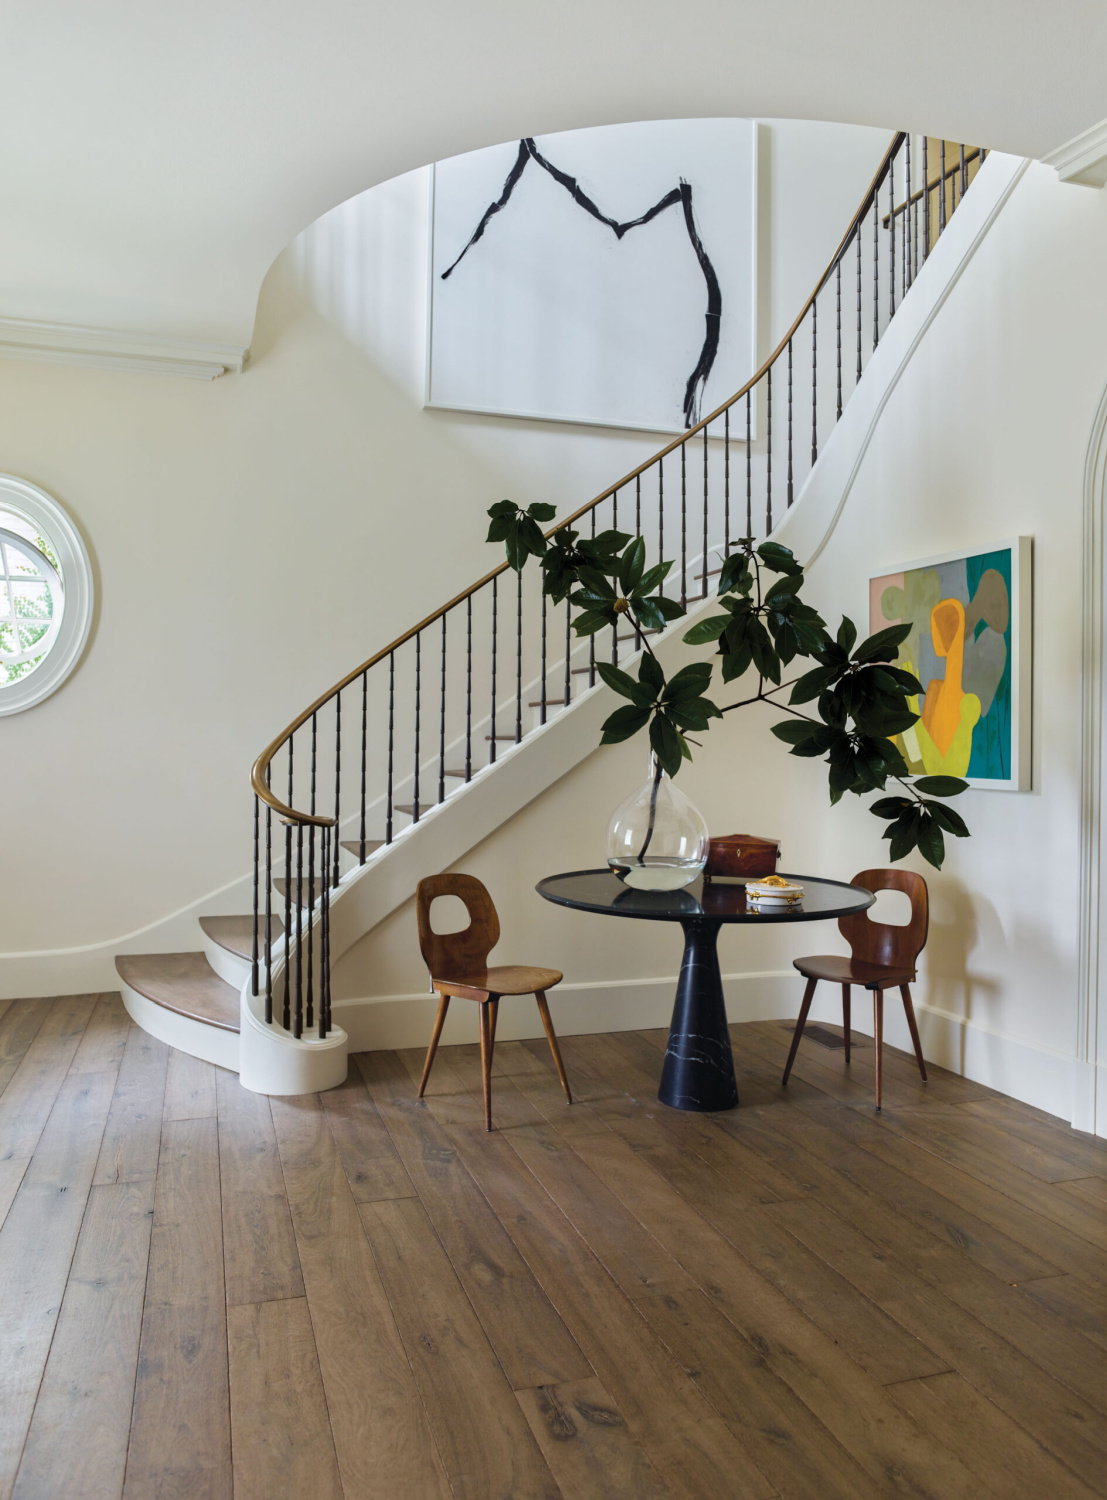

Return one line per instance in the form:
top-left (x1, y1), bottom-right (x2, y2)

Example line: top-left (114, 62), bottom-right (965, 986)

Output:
top-left (924, 874), bottom-right (999, 1068)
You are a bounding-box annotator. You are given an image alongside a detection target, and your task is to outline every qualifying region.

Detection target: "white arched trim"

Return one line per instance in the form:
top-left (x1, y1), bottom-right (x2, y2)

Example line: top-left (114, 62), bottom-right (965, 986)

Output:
top-left (1075, 378), bottom-right (1107, 1136)
top-left (0, 475), bottom-right (94, 715)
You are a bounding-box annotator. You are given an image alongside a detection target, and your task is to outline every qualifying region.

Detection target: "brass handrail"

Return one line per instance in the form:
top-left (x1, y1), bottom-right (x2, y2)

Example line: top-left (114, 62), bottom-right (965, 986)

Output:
top-left (252, 128), bottom-right (911, 826)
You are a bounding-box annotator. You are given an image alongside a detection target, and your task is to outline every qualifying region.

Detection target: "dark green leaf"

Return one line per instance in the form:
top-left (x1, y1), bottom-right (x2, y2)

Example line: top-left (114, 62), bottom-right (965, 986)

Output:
top-left (635, 561), bottom-right (673, 595)
top-left (789, 664), bottom-right (838, 705)
top-left (619, 537), bottom-right (646, 595)
top-left (912, 775), bottom-right (969, 797)
top-left (882, 665), bottom-right (925, 696)
top-left (599, 704), bottom-right (653, 743)
top-left (870, 796), bottom-right (914, 819)
top-left (924, 801), bottom-right (970, 837)
top-left (595, 661), bottom-right (653, 706)
top-left (575, 566), bottom-right (615, 599)
top-left (683, 615), bottom-right (731, 645)
top-left (527, 501), bottom-right (557, 522)
top-left (719, 643), bottom-right (752, 682)
top-left (764, 575), bottom-right (800, 605)
top-left (572, 611), bottom-right (614, 637)
top-left (638, 652), bottom-right (665, 696)
top-left (852, 622), bottom-right (912, 663)
top-left (487, 499), bottom-right (518, 519)
top-left (837, 617), bottom-right (858, 654)
top-left (663, 662), bottom-right (714, 703)
top-left (772, 720), bottom-right (816, 745)
top-left (916, 815), bottom-right (946, 870)
top-left (718, 552), bottom-right (751, 594)
top-left (756, 541), bottom-right (803, 575)
top-left (649, 713), bottom-right (684, 777)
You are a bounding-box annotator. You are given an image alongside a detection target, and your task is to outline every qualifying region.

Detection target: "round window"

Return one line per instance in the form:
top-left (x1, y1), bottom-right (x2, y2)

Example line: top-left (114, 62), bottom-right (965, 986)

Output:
top-left (0, 477), bottom-right (93, 715)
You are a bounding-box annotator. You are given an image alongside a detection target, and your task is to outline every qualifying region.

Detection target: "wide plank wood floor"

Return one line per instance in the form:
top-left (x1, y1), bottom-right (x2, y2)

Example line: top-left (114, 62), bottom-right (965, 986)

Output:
top-left (1, 994), bottom-right (1104, 1499)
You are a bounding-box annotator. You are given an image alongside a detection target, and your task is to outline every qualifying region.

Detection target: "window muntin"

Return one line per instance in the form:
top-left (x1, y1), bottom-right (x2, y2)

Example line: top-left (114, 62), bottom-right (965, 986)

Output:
top-left (0, 511), bottom-right (64, 686)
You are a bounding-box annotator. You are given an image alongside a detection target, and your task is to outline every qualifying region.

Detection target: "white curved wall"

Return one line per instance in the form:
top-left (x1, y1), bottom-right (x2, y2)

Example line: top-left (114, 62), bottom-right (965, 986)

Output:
top-left (0, 1), bottom-right (1103, 352)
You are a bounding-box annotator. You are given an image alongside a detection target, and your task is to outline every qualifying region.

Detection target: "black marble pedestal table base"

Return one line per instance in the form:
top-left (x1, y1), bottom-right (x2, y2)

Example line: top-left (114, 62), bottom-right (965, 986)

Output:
top-left (658, 917), bottom-right (739, 1112)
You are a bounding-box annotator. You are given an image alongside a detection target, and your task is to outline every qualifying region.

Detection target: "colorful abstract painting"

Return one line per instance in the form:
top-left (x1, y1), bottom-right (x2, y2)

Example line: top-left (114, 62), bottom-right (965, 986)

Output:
top-left (869, 539), bottom-right (1031, 790)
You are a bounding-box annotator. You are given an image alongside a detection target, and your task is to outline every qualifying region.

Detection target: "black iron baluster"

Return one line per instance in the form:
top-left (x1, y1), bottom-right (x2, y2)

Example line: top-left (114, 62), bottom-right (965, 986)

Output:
top-left (251, 793), bottom-right (259, 997)
top-left (766, 367), bottom-right (772, 534)
top-left (490, 577), bottom-right (498, 763)
top-left (264, 771), bottom-right (272, 1025)
top-left (306, 822), bottom-right (315, 1032)
top-left (612, 487), bottom-right (619, 665)
top-left (320, 825), bottom-right (330, 1039)
top-left (563, 595), bottom-right (571, 705)
top-left (308, 712), bottom-right (317, 1031)
top-left (745, 389), bottom-right (752, 534)
top-left (588, 508), bottom-right (596, 687)
top-left (359, 669), bottom-right (367, 862)
top-left (856, 229), bottom-right (862, 385)
top-left (283, 738), bottom-right (293, 1031)
top-left (332, 693), bottom-right (340, 889)
top-left (386, 653), bottom-right (395, 843)
top-left (294, 819), bottom-right (304, 1040)
top-left (723, 408), bottom-right (730, 551)
top-left (787, 339), bottom-right (794, 506)
top-left (873, 196), bottom-right (880, 348)
top-left (836, 260), bottom-right (842, 419)
top-left (465, 598), bottom-right (472, 780)
top-left (540, 588), bottom-right (547, 724)
top-left (635, 475), bottom-right (643, 647)
top-left (960, 142), bottom-right (967, 200)
top-left (811, 298), bottom-right (818, 466)
top-left (658, 456), bottom-right (664, 594)
top-left (680, 441), bottom-right (687, 607)
top-left (939, 140), bottom-right (947, 234)
top-left (515, 567), bottom-right (523, 742)
top-left (439, 613), bottom-right (447, 801)
top-left (413, 633), bottom-right (421, 820)
top-left (702, 430), bottom-right (708, 599)
top-left (911, 137), bottom-right (918, 283)
top-left (923, 136), bottom-right (930, 259)
top-left (905, 134), bottom-right (912, 292)
top-left (889, 155), bottom-right (896, 320)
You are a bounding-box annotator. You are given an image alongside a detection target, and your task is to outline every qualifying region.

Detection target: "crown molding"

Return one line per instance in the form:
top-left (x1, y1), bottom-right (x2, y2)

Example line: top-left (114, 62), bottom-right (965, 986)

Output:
top-left (0, 316), bottom-right (247, 379)
top-left (1042, 116), bottom-right (1107, 187)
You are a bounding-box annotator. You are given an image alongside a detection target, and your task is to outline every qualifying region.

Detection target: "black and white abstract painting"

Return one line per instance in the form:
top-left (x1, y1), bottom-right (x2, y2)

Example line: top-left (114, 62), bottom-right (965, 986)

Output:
top-left (426, 119), bottom-right (757, 434)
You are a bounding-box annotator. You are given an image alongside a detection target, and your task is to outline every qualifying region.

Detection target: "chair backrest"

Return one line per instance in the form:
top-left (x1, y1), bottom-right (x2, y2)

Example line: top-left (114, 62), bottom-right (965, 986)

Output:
top-left (839, 868), bottom-right (928, 972)
top-left (416, 873), bottom-right (500, 981)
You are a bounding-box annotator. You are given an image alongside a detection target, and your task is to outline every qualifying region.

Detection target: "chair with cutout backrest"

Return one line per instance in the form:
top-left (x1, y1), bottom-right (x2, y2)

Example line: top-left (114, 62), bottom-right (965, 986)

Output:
top-left (782, 868), bottom-right (928, 1109)
top-left (415, 873), bottom-right (572, 1131)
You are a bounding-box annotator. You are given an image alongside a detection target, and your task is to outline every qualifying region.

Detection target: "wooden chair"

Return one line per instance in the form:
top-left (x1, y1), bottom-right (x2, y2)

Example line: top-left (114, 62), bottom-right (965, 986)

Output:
top-left (415, 873), bottom-right (572, 1130)
top-left (782, 869), bottom-right (929, 1109)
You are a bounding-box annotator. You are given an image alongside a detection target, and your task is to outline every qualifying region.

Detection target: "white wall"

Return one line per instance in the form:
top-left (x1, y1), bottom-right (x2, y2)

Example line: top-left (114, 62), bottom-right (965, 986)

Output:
top-left (0, 120), bottom-right (884, 978)
top-left (335, 160), bottom-right (1107, 1122)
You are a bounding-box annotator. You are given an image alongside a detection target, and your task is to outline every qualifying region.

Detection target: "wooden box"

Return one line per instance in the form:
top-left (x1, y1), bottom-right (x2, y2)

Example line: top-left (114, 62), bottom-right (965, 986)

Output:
top-left (703, 833), bottom-right (781, 881)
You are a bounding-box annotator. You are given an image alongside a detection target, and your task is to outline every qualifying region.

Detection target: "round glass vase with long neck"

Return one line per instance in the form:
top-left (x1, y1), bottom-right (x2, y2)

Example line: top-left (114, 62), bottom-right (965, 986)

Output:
top-left (606, 753), bottom-right (709, 891)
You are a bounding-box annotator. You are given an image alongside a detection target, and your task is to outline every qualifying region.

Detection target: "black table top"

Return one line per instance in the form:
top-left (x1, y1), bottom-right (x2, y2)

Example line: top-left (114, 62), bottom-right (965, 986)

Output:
top-left (536, 869), bottom-right (875, 924)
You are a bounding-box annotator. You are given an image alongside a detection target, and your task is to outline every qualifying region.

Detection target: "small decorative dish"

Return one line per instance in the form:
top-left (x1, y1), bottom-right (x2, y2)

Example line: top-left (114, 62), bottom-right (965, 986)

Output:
top-left (746, 876), bottom-right (804, 910)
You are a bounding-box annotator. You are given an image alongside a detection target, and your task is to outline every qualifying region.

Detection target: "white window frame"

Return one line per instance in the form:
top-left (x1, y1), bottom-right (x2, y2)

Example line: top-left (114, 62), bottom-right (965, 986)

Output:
top-left (0, 475), bottom-right (93, 715)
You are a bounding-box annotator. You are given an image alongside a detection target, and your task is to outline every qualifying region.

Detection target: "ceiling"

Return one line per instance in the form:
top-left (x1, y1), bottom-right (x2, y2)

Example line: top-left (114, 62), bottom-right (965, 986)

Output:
top-left (2, 0), bottom-right (1103, 355)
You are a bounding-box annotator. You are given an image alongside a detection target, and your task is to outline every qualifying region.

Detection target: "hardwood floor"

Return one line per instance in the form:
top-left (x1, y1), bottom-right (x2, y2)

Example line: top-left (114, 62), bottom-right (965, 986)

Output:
top-left (0, 994), bottom-right (1104, 1499)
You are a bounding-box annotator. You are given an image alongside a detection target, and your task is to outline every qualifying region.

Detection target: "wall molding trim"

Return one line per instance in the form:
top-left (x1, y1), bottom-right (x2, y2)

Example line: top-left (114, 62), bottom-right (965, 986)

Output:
top-left (0, 316), bottom-right (247, 379)
top-left (333, 970), bottom-right (1075, 1120)
top-left (1075, 375), bottom-right (1107, 1135)
top-left (1042, 117), bottom-right (1107, 188)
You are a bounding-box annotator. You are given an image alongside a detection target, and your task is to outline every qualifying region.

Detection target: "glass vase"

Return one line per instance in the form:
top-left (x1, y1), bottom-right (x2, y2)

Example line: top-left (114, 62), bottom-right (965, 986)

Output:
top-left (606, 755), bottom-right (709, 890)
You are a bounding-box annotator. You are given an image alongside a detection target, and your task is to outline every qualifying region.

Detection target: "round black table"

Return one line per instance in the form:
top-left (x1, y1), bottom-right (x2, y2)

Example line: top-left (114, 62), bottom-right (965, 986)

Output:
top-left (536, 869), bottom-right (875, 1112)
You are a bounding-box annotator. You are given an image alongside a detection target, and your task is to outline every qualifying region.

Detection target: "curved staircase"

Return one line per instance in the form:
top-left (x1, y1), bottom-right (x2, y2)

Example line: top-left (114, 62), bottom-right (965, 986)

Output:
top-left (115, 130), bottom-right (996, 1093)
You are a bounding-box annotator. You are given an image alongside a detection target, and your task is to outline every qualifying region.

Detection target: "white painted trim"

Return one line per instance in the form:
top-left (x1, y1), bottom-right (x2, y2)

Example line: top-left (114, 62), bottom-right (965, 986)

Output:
top-left (1042, 117), bottom-right (1107, 188)
top-left (0, 476), bottom-right (94, 715)
top-left (0, 316), bottom-right (247, 379)
top-left (1075, 376), bottom-right (1107, 1136)
top-left (333, 968), bottom-right (1076, 1121)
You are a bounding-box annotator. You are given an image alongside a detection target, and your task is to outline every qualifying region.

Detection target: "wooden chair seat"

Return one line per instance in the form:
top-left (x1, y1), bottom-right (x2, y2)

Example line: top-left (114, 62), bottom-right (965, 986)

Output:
top-left (432, 965), bottom-right (564, 1001)
top-left (415, 873), bottom-right (572, 1130)
top-left (784, 868), bottom-right (929, 1109)
top-left (793, 954), bottom-right (917, 990)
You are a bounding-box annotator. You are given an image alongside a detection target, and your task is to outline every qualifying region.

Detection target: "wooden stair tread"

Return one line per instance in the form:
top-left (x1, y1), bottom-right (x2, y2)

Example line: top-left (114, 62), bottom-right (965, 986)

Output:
top-left (340, 838), bottom-right (385, 859)
top-left (199, 914), bottom-right (283, 961)
top-left (115, 953), bottom-right (240, 1032)
top-left (273, 876), bottom-right (334, 905)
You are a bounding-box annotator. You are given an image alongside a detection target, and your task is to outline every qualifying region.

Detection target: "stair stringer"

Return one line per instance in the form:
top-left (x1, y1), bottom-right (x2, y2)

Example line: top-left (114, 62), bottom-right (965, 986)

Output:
top-left (235, 149), bottom-right (1033, 1086)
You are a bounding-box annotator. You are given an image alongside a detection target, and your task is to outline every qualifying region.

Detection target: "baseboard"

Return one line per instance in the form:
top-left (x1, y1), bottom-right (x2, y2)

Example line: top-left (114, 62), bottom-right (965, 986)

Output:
top-left (335, 970), bottom-right (1077, 1122)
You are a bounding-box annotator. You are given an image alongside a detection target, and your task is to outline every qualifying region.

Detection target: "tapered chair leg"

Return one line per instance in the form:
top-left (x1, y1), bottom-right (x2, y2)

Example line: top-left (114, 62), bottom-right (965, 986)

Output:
top-left (418, 993), bottom-right (450, 1098)
top-left (535, 990), bottom-right (572, 1104)
top-left (873, 987), bottom-right (884, 1110)
top-left (900, 984), bottom-right (928, 1081)
top-left (489, 998), bottom-right (500, 1049)
top-left (842, 984), bottom-right (851, 1065)
top-left (478, 1000), bottom-right (494, 1131)
top-left (783, 977), bottom-right (818, 1085)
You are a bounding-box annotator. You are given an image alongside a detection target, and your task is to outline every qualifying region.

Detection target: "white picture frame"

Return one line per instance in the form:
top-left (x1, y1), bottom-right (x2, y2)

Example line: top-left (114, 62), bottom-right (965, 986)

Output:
top-left (425, 119), bottom-right (759, 438)
top-left (868, 536), bottom-right (1032, 792)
